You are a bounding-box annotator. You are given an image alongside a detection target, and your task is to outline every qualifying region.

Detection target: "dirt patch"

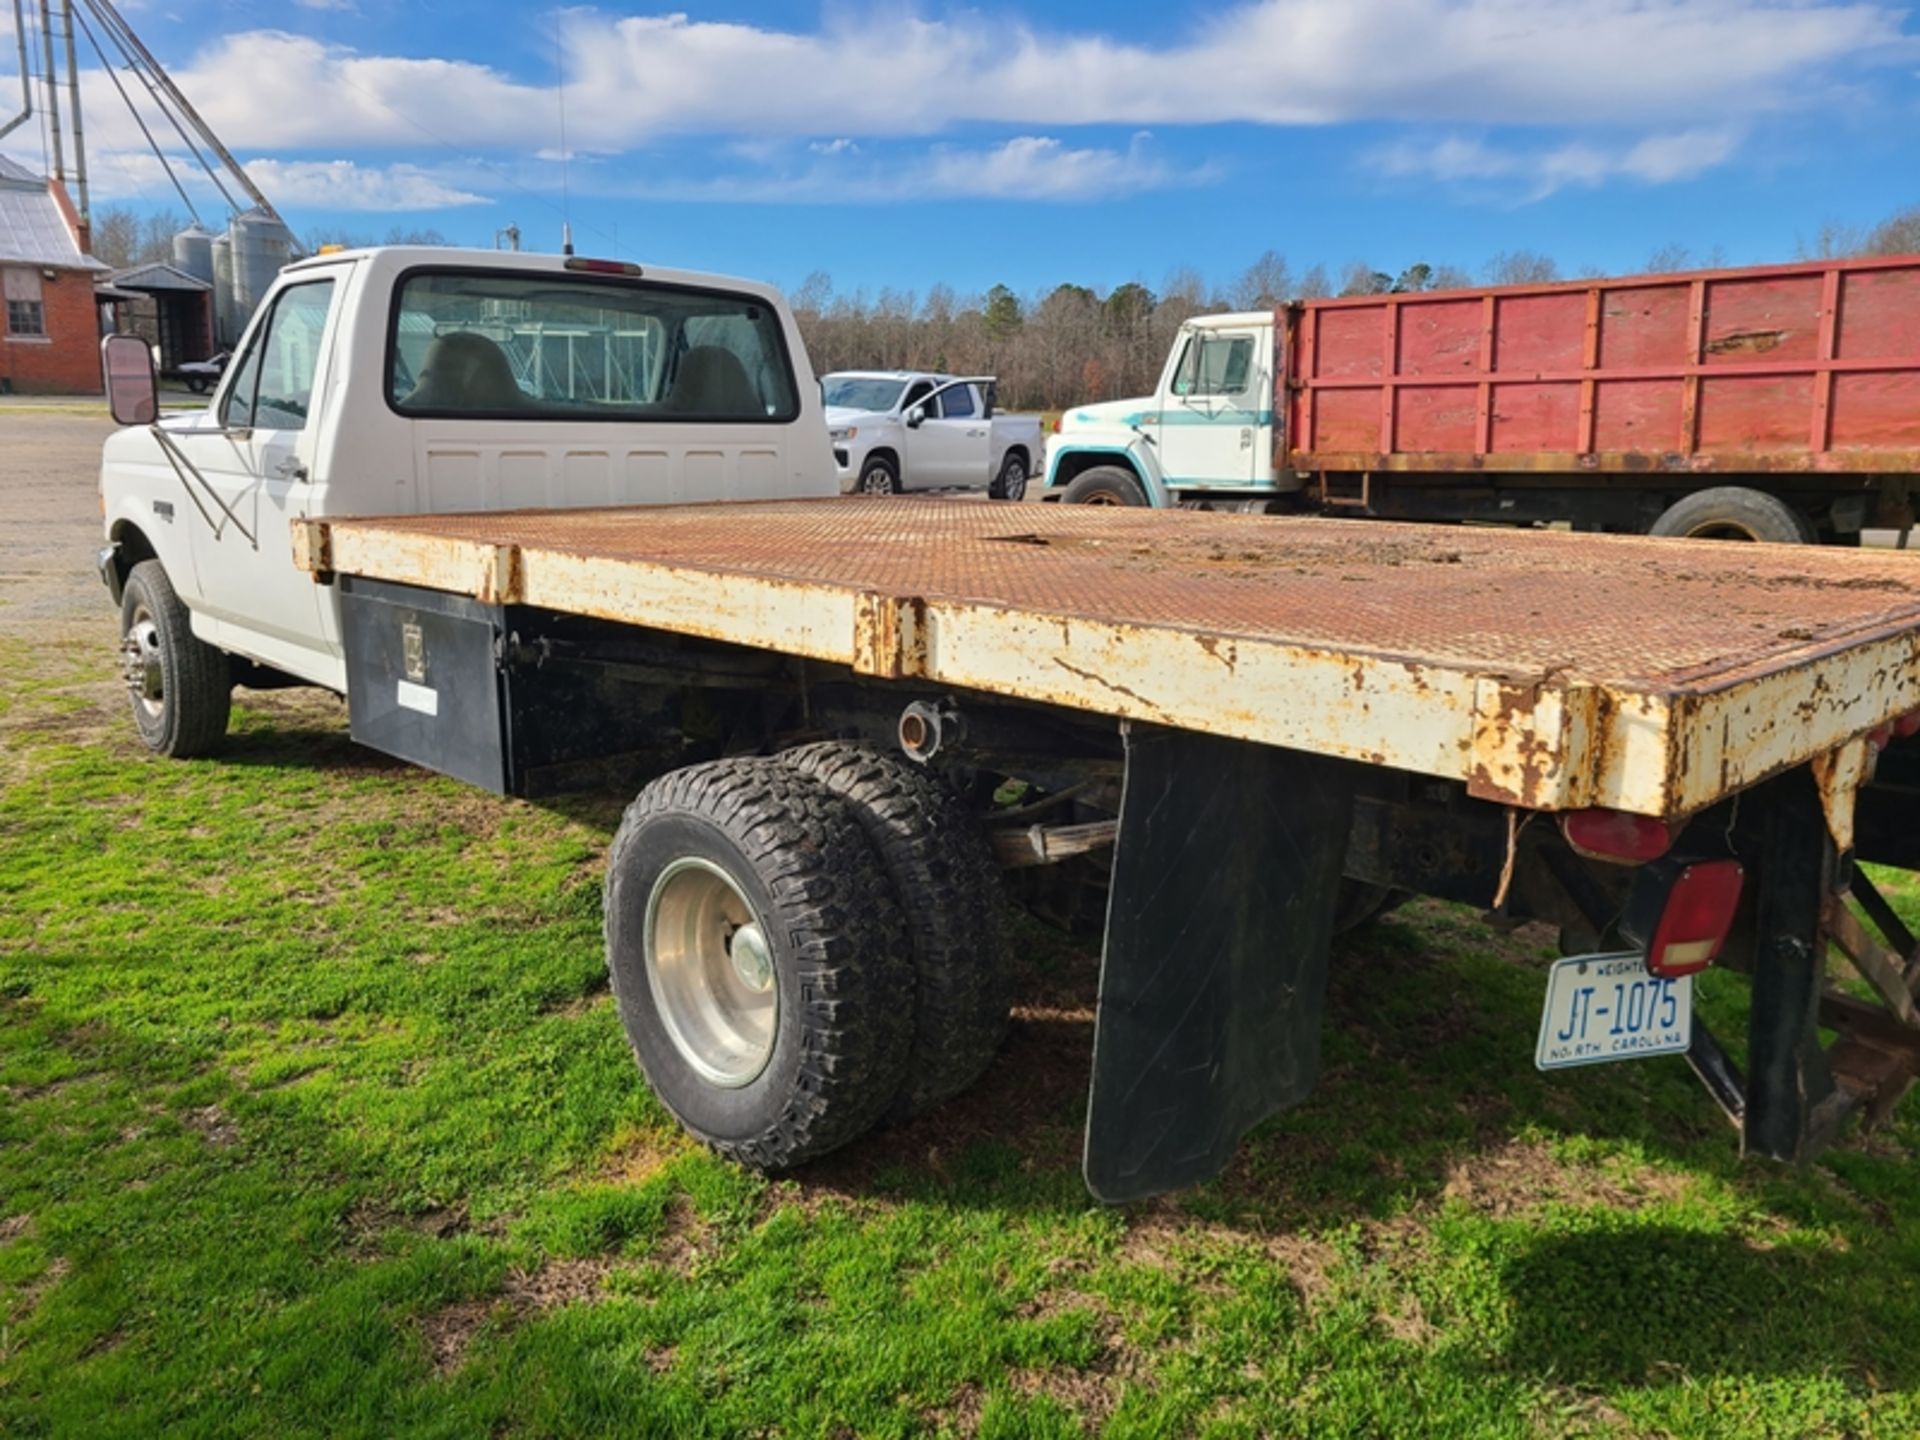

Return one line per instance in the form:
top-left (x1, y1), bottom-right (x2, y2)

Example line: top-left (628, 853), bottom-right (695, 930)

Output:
top-left (923, 1380), bottom-right (987, 1437)
top-left (419, 1257), bottom-right (618, 1375)
top-left (181, 1104), bottom-right (239, 1147)
top-left (1009, 1362), bottom-right (1121, 1431)
top-left (0, 1214), bottom-right (31, 1244)
top-left (652, 1195), bottom-right (708, 1275)
top-left (345, 1202), bottom-right (473, 1258)
top-left (543, 986), bottom-right (611, 1020)
top-left (600, 1126), bottom-right (699, 1187)
top-left (1117, 1209), bottom-right (1343, 1307)
top-left (1438, 1139), bottom-right (1690, 1218)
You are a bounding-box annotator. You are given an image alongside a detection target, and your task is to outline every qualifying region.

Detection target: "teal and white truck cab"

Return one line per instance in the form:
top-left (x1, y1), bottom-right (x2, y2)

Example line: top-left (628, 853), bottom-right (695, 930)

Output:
top-left (1043, 312), bottom-right (1295, 511)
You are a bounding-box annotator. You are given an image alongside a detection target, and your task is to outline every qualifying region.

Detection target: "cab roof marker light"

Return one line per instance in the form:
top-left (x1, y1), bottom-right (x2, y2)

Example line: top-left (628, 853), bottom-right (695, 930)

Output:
top-left (1560, 808), bottom-right (1677, 864)
top-left (564, 258), bottom-right (644, 276)
top-left (1646, 860), bottom-right (1744, 978)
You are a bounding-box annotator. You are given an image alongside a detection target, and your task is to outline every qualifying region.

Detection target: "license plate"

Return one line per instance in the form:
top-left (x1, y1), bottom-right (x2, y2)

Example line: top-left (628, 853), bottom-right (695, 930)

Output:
top-left (1535, 951), bottom-right (1692, 1071)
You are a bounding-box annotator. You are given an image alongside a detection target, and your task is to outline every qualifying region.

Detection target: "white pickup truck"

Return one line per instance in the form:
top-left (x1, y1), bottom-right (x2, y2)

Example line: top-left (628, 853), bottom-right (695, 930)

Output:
top-left (93, 246), bottom-right (1920, 1202)
top-left (823, 370), bottom-right (1040, 498)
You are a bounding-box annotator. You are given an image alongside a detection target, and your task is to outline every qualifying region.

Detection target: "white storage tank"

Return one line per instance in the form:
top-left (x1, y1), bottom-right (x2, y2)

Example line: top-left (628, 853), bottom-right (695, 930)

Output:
top-left (230, 208), bottom-right (296, 318)
top-left (171, 224), bottom-right (215, 286)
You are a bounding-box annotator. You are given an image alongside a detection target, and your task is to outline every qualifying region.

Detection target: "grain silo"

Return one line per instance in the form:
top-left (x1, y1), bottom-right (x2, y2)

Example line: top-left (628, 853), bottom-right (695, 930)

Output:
top-left (171, 224), bottom-right (215, 286)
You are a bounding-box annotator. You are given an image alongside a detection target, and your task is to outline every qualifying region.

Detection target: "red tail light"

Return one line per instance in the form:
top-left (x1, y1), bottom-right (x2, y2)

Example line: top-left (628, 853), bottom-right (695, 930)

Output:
top-left (1561, 808), bottom-right (1676, 864)
top-left (1892, 709), bottom-right (1919, 739)
top-left (1646, 860), bottom-right (1744, 977)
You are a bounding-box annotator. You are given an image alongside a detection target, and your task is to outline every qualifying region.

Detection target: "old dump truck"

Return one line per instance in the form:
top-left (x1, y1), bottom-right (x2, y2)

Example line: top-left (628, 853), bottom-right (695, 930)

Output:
top-left (95, 248), bottom-right (1920, 1203)
top-left (1045, 254), bottom-right (1920, 545)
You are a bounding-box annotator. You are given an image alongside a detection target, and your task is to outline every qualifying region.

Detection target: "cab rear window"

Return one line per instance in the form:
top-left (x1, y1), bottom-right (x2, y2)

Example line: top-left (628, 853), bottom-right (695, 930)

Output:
top-left (387, 270), bottom-right (799, 422)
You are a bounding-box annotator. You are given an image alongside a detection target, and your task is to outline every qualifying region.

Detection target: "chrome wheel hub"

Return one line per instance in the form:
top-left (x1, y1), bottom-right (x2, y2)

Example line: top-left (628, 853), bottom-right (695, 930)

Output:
top-left (644, 857), bottom-right (778, 1087)
top-left (121, 612), bottom-right (164, 719)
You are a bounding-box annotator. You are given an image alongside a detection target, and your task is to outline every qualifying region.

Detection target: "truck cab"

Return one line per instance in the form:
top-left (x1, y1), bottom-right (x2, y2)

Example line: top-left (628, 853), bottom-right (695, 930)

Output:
top-left (99, 247), bottom-right (834, 713)
top-left (1043, 312), bottom-right (1292, 510)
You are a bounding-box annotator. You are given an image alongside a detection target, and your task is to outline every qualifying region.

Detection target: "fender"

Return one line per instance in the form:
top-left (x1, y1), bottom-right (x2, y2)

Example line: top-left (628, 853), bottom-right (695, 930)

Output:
top-left (1043, 437), bottom-right (1174, 507)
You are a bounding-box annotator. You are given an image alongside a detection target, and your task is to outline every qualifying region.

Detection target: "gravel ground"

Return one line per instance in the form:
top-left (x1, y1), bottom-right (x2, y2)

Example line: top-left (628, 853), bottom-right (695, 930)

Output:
top-left (0, 412), bottom-right (117, 640)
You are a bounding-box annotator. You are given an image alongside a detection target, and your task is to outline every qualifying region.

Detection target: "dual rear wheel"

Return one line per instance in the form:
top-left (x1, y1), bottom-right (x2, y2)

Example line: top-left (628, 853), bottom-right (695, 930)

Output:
top-left (604, 744), bottom-right (1011, 1168)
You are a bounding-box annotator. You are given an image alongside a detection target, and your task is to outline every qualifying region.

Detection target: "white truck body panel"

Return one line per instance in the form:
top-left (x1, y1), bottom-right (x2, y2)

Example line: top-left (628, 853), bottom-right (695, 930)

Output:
top-left (100, 247), bottom-right (836, 693)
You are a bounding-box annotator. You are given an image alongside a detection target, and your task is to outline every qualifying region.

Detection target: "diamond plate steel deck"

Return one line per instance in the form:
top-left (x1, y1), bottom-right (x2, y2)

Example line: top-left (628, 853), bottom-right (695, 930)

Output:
top-left (295, 498), bottom-right (1920, 817)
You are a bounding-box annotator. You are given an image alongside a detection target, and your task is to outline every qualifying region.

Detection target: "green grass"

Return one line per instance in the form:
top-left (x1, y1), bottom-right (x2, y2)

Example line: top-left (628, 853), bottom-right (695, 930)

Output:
top-left (3, 644), bottom-right (1919, 1438)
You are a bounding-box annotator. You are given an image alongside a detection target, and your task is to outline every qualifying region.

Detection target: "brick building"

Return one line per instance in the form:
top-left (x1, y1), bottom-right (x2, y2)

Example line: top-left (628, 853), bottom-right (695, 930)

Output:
top-left (0, 155), bottom-right (110, 395)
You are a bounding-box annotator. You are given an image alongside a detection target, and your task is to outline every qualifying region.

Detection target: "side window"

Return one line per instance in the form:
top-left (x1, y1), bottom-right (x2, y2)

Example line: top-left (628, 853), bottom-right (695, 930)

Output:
top-left (937, 385), bottom-right (975, 419)
top-left (222, 280), bottom-right (335, 430)
top-left (1172, 335), bottom-right (1255, 397)
top-left (3, 268), bottom-right (45, 337)
top-left (902, 380), bottom-right (934, 413)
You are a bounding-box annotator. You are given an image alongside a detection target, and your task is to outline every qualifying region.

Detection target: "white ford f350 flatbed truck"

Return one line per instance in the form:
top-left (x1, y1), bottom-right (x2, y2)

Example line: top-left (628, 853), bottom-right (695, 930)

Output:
top-left (96, 247), bottom-right (1920, 1202)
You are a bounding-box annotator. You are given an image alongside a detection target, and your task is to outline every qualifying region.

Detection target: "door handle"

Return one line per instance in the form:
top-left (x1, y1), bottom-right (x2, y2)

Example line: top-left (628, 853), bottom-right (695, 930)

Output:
top-left (273, 458), bottom-right (309, 483)
top-left (967, 429), bottom-right (986, 438)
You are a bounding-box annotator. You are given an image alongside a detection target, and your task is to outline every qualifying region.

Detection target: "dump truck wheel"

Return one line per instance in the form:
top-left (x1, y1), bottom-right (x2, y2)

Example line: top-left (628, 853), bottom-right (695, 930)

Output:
top-left (990, 452), bottom-right (1028, 501)
top-left (1062, 466), bottom-right (1148, 506)
top-left (1649, 487), bottom-right (1813, 544)
top-left (778, 742), bottom-right (1012, 1119)
top-left (119, 559), bottom-right (231, 758)
top-left (604, 759), bottom-right (915, 1169)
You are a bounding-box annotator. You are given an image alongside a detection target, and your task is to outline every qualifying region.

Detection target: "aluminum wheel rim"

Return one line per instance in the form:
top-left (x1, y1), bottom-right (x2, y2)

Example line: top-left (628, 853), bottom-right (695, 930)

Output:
top-left (1082, 490), bottom-right (1122, 506)
top-left (860, 465), bottom-right (893, 494)
top-left (1003, 460), bottom-right (1025, 499)
top-left (121, 606), bottom-right (165, 721)
top-left (643, 857), bottom-right (778, 1087)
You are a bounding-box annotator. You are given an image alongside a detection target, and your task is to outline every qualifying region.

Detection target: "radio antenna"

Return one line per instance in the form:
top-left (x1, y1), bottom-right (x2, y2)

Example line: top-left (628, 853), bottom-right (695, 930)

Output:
top-left (554, 25), bottom-right (573, 255)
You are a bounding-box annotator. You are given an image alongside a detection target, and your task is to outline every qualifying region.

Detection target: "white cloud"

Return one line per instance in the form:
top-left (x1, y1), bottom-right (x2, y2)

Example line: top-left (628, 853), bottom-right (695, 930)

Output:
top-left (241, 159), bottom-right (487, 210)
top-left (5, 2), bottom-right (1906, 212)
top-left (1373, 126), bottom-right (1744, 198)
top-left (582, 133), bottom-right (1206, 204)
top-left (67, 149), bottom-right (488, 212)
top-left (57, 3), bottom-right (1911, 157)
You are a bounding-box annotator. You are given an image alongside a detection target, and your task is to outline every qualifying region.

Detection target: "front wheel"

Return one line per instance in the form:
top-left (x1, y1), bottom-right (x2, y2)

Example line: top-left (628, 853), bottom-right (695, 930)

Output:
top-left (604, 759), bottom-right (915, 1169)
top-left (858, 455), bottom-right (900, 495)
top-left (990, 452), bottom-right (1028, 501)
top-left (1061, 465), bottom-right (1148, 507)
top-left (119, 559), bottom-right (231, 758)
top-left (185, 376), bottom-right (209, 394)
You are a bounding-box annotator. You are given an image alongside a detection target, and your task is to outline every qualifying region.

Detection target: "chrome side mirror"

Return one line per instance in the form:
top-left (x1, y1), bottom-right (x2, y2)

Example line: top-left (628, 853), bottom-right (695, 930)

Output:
top-left (905, 406), bottom-right (926, 429)
top-left (102, 334), bottom-right (159, 426)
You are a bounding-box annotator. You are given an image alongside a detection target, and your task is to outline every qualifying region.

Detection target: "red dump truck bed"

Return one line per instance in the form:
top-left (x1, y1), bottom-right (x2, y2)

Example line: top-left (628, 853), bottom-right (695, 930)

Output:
top-left (1284, 255), bottom-right (1920, 481)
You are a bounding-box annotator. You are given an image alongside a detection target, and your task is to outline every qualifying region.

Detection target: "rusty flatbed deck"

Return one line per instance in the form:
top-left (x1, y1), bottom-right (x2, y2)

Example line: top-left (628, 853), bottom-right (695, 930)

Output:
top-left (295, 499), bottom-right (1920, 818)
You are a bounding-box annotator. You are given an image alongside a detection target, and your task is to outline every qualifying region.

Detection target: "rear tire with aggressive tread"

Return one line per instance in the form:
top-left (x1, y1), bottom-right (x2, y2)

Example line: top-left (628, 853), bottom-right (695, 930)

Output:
top-left (604, 759), bottom-right (915, 1169)
top-left (778, 741), bottom-right (1012, 1119)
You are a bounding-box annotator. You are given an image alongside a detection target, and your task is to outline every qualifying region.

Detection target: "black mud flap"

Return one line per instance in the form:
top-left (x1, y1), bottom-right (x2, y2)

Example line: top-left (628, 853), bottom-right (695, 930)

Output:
top-left (1083, 727), bottom-right (1358, 1203)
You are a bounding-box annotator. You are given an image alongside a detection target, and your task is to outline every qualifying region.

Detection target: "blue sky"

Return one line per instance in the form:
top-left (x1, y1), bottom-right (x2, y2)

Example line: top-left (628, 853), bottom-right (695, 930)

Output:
top-left (4, 1), bottom-right (1917, 298)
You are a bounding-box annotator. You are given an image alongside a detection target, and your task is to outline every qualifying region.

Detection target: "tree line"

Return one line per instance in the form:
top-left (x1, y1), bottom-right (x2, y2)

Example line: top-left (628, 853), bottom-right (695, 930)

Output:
top-left (792, 203), bottom-right (1918, 412)
top-left (85, 200), bottom-right (1919, 414)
